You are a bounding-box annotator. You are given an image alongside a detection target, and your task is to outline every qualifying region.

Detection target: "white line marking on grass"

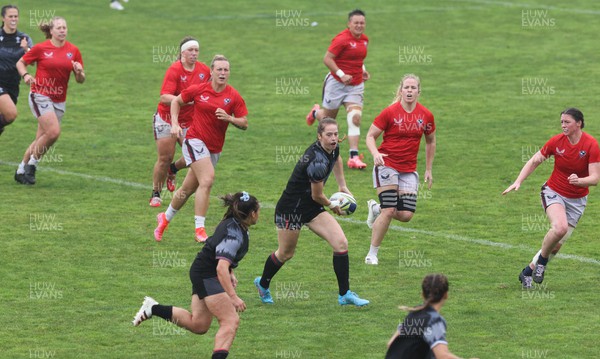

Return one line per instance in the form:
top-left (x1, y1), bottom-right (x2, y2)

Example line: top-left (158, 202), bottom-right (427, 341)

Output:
top-left (2, 160), bottom-right (598, 265)
top-left (450, 0), bottom-right (600, 15)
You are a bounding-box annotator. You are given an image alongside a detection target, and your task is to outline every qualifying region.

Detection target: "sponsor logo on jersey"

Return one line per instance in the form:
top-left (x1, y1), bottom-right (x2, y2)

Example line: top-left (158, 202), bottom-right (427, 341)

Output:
top-left (44, 52), bottom-right (53, 58)
top-left (349, 41), bottom-right (357, 48)
top-left (555, 147), bottom-right (565, 156)
top-left (0, 36), bottom-right (4, 42)
top-left (579, 150), bottom-right (587, 158)
top-left (394, 118), bottom-right (403, 126)
top-left (199, 95), bottom-right (209, 102)
top-left (180, 75), bottom-right (187, 83)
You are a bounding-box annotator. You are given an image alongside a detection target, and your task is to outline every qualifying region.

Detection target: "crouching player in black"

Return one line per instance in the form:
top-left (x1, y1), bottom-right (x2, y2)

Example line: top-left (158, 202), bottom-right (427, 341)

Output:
top-left (254, 118), bottom-right (369, 307)
top-left (132, 192), bottom-right (260, 359)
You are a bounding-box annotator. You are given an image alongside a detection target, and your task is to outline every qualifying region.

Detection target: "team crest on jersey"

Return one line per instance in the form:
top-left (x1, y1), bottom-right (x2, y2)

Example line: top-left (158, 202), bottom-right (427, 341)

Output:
top-left (555, 147), bottom-right (565, 156)
top-left (364, 41), bottom-right (368, 47)
top-left (67, 52), bottom-right (73, 58)
top-left (349, 41), bottom-right (357, 48)
top-left (199, 95), bottom-right (209, 102)
top-left (199, 74), bottom-right (205, 80)
top-left (44, 52), bottom-right (53, 58)
top-left (417, 119), bottom-right (424, 127)
top-left (180, 75), bottom-right (188, 82)
top-left (224, 98), bottom-right (231, 105)
top-left (579, 150), bottom-right (587, 158)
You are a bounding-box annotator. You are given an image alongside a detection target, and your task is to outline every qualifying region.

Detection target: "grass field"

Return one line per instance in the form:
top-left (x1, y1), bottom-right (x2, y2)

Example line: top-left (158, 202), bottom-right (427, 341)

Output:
top-left (2, 0), bottom-right (600, 358)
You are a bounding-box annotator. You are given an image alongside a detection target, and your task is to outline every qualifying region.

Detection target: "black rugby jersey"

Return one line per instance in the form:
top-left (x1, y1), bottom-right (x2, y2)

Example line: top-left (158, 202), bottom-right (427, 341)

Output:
top-left (0, 29), bottom-right (32, 87)
top-left (385, 306), bottom-right (448, 359)
top-left (279, 141), bottom-right (340, 206)
top-left (195, 217), bottom-right (249, 277)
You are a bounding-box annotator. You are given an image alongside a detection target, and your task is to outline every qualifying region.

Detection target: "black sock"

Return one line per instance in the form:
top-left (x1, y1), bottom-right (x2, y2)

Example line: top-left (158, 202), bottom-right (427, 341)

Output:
top-left (537, 255), bottom-right (549, 266)
top-left (349, 150), bottom-right (359, 158)
top-left (333, 251), bottom-right (349, 295)
top-left (311, 110), bottom-right (317, 120)
top-left (522, 265), bottom-right (533, 276)
top-left (152, 190), bottom-right (160, 198)
top-left (169, 163), bottom-right (179, 174)
top-left (0, 114), bottom-right (7, 127)
top-left (212, 350), bottom-right (228, 359)
top-left (151, 304), bottom-right (173, 321)
top-left (260, 253), bottom-right (284, 289)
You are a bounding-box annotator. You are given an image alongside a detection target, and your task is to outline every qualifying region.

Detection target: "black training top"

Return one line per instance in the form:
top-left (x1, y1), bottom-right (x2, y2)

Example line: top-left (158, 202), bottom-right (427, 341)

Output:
top-left (278, 140), bottom-right (339, 207)
top-left (385, 306), bottom-right (448, 359)
top-left (194, 217), bottom-right (249, 277)
top-left (0, 28), bottom-right (33, 87)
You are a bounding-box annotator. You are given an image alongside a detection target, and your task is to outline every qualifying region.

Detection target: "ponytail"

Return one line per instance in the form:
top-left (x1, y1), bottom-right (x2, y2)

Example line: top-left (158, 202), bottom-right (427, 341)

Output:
top-left (399, 273), bottom-right (449, 312)
top-left (220, 191), bottom-right (259, 224)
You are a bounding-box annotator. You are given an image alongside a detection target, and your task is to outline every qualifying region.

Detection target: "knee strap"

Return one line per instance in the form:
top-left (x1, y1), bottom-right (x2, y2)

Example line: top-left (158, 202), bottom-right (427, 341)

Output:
top-left (347, 109), bottom-right (361, 136)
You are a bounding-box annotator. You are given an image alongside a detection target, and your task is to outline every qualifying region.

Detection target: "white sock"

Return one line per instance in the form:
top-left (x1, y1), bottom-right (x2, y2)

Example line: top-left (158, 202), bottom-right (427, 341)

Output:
top-left (28, 154), bottom-right (39, 167)
top-left (374, 203), bottom-right (381, 216)
top-left (16, 161), bottom-right (26, 174)
top-left (165, 205), bottom-right (178, 222)
top-left (368, 245), bottom-right (379, 257)
top-left (194, 215), bottom-right (205, 229)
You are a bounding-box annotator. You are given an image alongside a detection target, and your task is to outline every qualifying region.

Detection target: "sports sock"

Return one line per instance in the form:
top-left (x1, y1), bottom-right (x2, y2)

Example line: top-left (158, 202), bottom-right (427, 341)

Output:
top-left (311, 110), bottom-right (317, 120)
top-left (349, 150), bottom-right (359, 158)
top-left (152, 190), bottom-right (160, 198)
top-left (165, 205), bottom-right (178, 222)
top-left (28, 154), bottom-right (39, 167)
top-left (169, 163), bottom-right (179, 174)
top-left (0, 114), bottom-right (7, 126)
top-left (151, 304), bottom-right (173, 321)
top-left (333, 251), bottom-right (349, 296)
top-left (17, 161), bottom-right (26, 174)
top-left (194, 215), bottom-right (205, 228)
top-left (537, 254), bottom-right (548, 266)
top-left (260, 253), bottom-right (284, 289)
top-left (212, 350), bottom-right (229, 359)
top-left (523, 265), bottom-right (533, 276)
top-left (368, 245), bottom-right (379, 257)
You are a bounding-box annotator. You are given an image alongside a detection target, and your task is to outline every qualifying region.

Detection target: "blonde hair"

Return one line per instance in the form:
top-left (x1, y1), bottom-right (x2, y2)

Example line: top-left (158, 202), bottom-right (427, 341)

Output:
top-left (210, 54), bottom-right (229, 69)
top-left (391, 73), bottom-right (421, 105)
top-left (39, 16), bottom-right (65, 39)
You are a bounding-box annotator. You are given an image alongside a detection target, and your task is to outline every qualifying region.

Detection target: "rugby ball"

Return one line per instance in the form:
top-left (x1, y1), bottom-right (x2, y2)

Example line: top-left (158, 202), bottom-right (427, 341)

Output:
top-left (329, 192), bottom-right (357, 215)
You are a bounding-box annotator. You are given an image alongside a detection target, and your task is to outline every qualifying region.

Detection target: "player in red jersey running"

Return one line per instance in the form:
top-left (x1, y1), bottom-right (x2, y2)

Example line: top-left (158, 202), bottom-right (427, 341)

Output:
top-left (149, 36), bottom-right (210, 207)
top-left (153, 54), bottom-right (248, 243)
top-left (503, 108), bottom-right (600, 289)
top-left (364, 74), bottom-right (436, 265)
top-left (306, 9), bottom-right (370, 169)
top-left (14, 16), bottom-right (84, 185)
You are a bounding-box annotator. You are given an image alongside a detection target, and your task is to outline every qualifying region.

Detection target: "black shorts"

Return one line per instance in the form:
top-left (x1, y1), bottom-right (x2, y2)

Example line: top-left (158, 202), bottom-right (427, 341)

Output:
top-left (274, 197), bottom-right (324, 231)
top-left (189, 260), bottom-right (225, 299)
top-left (0, 83), bottom-right (19, 105)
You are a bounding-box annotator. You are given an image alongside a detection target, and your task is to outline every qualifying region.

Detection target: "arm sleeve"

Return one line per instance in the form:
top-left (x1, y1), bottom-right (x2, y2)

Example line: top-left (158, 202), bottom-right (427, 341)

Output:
top-left (307, 154), bottom-right (329, 182)
top-left (215, 225), bottom-right (243, 264)
top-left (22, 43), bottom-right (39, 65)
top-left (232, 92), bottom-right (248, 117)
top-left (160, 66), bottom-right (178, 95)
top-left (423, 318), bottom-right (448, 349)
top-left (540, 137), bottom-right (555, 158)
top-left (180, 84), bottom-right (198, 103)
